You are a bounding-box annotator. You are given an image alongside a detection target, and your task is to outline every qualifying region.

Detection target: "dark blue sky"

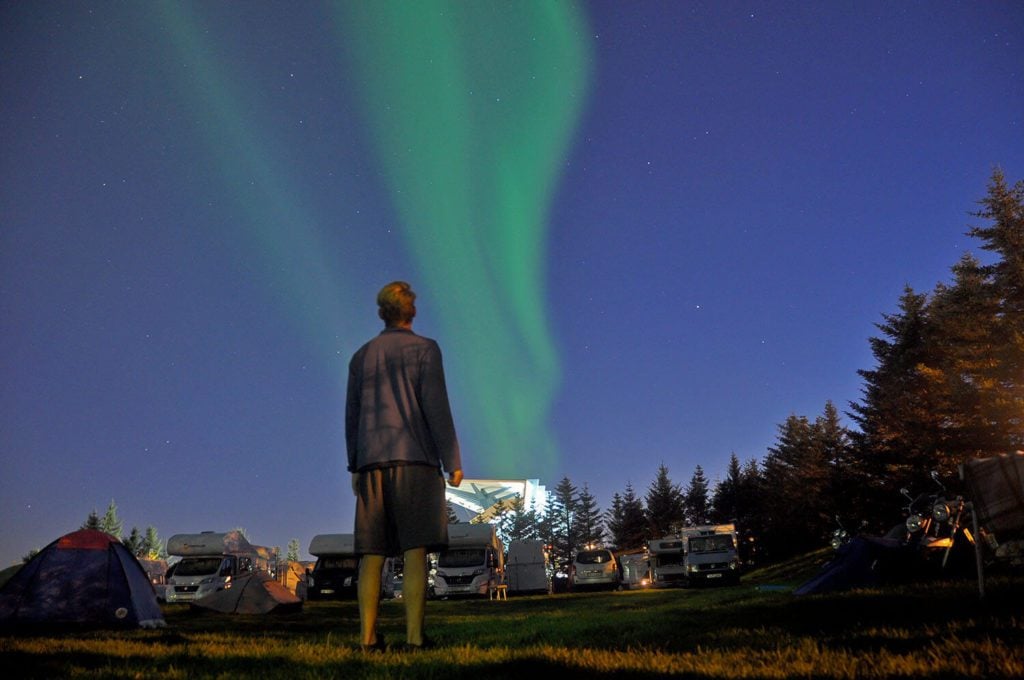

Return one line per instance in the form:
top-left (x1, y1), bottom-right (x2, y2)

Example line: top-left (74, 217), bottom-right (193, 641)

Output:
top-left (2, 1), bottom-right (1022, 565)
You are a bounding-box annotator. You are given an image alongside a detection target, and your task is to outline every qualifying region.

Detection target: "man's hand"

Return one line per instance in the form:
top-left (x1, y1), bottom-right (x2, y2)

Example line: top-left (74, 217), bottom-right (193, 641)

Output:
top-left (351, 472), bottom-right (359, 497)
top-left (448, 468), bottom-right (463, 487)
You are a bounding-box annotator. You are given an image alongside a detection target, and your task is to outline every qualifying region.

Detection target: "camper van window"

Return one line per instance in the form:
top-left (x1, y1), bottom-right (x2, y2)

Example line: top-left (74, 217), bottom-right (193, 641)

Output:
top-left (237, 556), bottom-right (252, 574)
top-left (689, 535), bottom-right (735, 553)
top-left (175, 558), bottom-right (222, 576)
top-left (438, 548), bottom-right (486, 568)
top-left (657, 552), bottom-right (684, 567)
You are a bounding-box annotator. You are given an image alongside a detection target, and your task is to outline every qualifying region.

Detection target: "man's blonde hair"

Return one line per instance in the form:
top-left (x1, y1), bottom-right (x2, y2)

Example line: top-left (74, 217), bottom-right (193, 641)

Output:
top-left (377, 281), bottom-right (416, 325)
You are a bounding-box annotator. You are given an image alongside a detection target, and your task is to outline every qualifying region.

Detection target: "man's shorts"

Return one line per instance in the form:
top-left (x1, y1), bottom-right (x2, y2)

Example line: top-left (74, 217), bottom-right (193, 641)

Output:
top-left (354, 464), bottom-right (449, 556)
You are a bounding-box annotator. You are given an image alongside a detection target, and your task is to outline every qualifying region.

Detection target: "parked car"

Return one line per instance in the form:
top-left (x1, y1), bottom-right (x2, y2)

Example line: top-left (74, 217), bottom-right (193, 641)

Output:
top-left (570, 548), bottom-right (620, 591)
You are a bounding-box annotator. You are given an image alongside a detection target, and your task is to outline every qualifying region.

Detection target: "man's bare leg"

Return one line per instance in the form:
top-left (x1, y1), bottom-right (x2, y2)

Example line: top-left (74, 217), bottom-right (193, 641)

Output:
top-left (402, 547), bottom-right (428, 646)
top-left (357, 554), bottom-right (385, 646)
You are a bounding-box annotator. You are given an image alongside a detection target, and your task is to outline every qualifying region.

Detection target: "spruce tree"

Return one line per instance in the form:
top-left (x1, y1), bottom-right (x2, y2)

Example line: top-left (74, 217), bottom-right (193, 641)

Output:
top-left (710, 453), bottom-right (743, 524)
top-left (967, 169), bottom-right (1024, 453)
top-left (498, 494), bottom-right (539, 543)
top-left (683, 465), bottom-right (710, 526)
top-left (540, 477), bottom-right (578, 575)
top-left (575, 484), bottom-right (605, 548)
top-left (142, 526), bottom-right (163, 559)
top-left (81, 509), bottom-right (101, 531)
top-left (645, 464), bottom-right (685, 538)
top-left (100, 499), bottom-right (123, 539)
top-left (287, 539), bottom-right (300, 562)
top-left (123, 527), bottom-right (143, 556)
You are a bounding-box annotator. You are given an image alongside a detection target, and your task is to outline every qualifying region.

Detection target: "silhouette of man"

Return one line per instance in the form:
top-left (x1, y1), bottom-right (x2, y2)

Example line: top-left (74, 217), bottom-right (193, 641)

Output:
top-left (346, 281), bottom-right (463, 650)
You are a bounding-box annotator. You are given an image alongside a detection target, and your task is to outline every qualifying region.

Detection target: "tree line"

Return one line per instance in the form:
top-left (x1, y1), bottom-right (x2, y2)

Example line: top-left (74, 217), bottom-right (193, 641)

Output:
top-left (489, 169), bottom-right (1023, 573)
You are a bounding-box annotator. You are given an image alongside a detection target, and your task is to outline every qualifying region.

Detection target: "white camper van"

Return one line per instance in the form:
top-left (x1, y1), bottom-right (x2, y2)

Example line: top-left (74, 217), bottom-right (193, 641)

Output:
top-left (505, 539), bottom-right (550, 595)
top-left (648, 536), bottom-right (687, 587)
top-left (681, 524), bottom-right (741, 585)
top-left (433, 523), bottom-right (504, 598)
top-left (164, 531), bottom-right (274, 603)
top-left (306, 533), bottom-right (394, 601)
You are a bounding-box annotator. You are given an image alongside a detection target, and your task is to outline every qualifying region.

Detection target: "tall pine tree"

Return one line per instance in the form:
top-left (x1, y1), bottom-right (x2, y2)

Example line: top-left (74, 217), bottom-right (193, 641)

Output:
top-left (645, 464), bottom-right (685, 538)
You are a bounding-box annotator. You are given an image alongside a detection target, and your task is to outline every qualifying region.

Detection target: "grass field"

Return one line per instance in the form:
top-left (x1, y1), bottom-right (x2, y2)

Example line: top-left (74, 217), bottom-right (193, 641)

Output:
top-left (2, 551), bottom-right (1022, 679)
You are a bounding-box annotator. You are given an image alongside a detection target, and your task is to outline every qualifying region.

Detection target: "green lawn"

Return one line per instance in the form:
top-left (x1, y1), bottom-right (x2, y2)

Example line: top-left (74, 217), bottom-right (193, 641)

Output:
top-left (3, 554), bottom-right (1022, 679)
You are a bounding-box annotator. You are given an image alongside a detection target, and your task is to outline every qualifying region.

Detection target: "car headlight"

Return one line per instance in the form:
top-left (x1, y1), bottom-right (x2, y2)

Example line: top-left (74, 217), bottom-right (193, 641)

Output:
top-left (906, 514), bottom-right (925, 533)
top-left (932, 503), bottom-right (951, 523)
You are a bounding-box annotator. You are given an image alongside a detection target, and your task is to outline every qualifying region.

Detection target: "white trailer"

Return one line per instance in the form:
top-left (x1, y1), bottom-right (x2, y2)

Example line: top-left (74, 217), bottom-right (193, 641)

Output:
top-left (164, 530), bottom-right (273, 603)
top-left (505, 539), bottom-right (550, 594)
top-left (433, 523), bottom-right (504, 598)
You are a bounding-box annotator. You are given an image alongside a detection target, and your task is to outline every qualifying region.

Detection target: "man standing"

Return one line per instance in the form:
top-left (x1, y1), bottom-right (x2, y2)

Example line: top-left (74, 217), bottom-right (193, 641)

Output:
top-left (346, 281), bottom-right (463, 651)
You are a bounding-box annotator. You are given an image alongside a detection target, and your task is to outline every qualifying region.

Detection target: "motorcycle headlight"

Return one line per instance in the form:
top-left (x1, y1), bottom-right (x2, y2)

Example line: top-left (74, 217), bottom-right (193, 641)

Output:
top-left (932, 503), bottom-right (951, 523)
top-left (906, 514), bottom-right (925, 533)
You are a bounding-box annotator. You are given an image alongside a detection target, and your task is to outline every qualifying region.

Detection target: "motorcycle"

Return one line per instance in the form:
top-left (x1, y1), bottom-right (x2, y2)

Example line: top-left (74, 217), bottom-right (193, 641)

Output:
top-left (896, 470), bottom-right (975, 576)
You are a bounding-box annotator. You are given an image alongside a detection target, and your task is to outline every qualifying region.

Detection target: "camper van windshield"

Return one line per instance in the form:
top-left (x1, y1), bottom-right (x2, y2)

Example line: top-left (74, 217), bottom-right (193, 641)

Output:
top-left (688, 535), bottom-right (735, 553)
top-left (438, 548), bottom-right (486, 568)
top-left (174, 557), bottom-right (222, 576)
top-left (319, 556), bottom-right (359, 571)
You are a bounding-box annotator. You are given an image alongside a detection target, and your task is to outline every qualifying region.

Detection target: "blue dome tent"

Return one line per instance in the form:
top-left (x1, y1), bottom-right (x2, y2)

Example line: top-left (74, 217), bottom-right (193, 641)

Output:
top-left (0, 529), bottom-right (164, 628)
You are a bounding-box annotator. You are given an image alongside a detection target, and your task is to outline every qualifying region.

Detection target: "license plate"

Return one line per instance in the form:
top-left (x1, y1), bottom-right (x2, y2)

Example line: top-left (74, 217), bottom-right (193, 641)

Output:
top-left (706, 573), bottom-right (722, 579)
top-left (321, 589), bottom-right (335, 594)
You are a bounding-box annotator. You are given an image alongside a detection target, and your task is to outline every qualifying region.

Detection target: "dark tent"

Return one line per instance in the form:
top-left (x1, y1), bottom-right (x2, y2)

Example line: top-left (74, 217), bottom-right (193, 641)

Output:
top-left (794, 536), bottom-right (920, 596)
top-left (190, 571), bottom-right (302, 615)
top-left (962, 452), bottom-right (1024, 543)
top-left (0, 529), bottom-right (165, 628)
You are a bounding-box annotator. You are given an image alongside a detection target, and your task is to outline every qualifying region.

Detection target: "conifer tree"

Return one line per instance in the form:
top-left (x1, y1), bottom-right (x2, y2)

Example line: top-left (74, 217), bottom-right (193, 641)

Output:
top-left (575, 484), bottom-right (605, 547)
top-left (142, 526), bottom-right (164, 559)
top-left (498, 494), bottom-right (539, 543)
top-left (967, 169), bottom-right (1024, 453)
top-left (287, 539), bottom-right (300, 562)
top-left (683, 465), bottom-right (710, 526)
top-left (123, 527), bottom-right (143, 556)
top-left (100, 499), bottom-right (123, 539)
top-left (606, 486), bottom-right (649, 552)
top-left (645, 464), bottom-right (685, 538)
top-left (81, 509), bottom-right (102, 531)
top-left (540, 477), bottom-right (578, 575)
top-left (710, 454), bottom-right (743, 524)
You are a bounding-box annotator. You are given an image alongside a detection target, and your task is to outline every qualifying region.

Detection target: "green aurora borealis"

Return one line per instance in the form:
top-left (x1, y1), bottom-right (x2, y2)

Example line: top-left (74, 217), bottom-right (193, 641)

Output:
top-left (161, 1), bottom-right (592, 480)
top-left (337, 2), bottom-right (592, 479)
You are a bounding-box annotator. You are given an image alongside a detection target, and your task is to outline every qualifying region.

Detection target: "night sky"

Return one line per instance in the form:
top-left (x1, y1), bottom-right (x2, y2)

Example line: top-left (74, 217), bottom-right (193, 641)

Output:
top-left (2, 1), bottom-right (1022, 566)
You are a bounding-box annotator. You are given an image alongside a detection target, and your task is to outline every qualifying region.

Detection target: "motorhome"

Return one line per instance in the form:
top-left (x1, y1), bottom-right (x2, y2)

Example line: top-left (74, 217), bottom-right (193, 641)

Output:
top-left (505, 539), bottom-right (550, 595)
top-left (306, 533), bottom-right (394, 601)
top-left (433, 523), bottom-right (504, 598)
top-left (648, 536), bottom-right (687, 587)
top-left (681, 524), bottom-right (741, 585)
top-left (163, 531), bottom-right (274, 603)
